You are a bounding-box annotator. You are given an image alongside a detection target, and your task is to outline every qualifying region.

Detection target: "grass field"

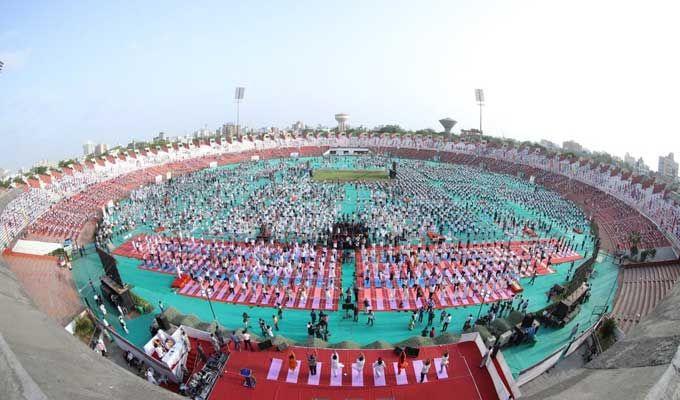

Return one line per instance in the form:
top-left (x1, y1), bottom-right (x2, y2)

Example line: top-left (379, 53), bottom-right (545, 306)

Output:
top-left (312, 169), bottom-right (390, 181)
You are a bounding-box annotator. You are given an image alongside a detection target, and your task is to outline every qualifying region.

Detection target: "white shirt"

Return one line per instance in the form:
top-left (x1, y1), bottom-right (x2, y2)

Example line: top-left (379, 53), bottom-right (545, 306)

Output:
top-left (421, 362), bottom-right (431, 374)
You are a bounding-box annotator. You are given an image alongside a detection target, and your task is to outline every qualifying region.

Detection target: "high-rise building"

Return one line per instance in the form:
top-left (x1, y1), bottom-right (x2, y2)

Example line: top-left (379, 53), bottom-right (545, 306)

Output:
top-left (221, 123), bottom-right (237, 136)
top-left (633, 157), bottom-right (650, 175)
top-left (83, 141), bottom-right (95, 156)
top-left (539, 139), bottom-right (560, 150)
top-left (292, 121), bottom-right (304, 132)
top-left (562, 140), bottom-right (584, 153)
top-left (94, 143), bottom-right (108, 156)
top-left (624, 152), bottom-right (636, 166)
top-left (658, 153), bottom-right (679, 181)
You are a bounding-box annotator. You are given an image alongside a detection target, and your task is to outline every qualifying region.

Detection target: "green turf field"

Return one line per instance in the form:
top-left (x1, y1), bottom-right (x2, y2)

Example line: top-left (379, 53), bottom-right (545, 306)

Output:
top-left (312, 168), bottom-right (390, 181)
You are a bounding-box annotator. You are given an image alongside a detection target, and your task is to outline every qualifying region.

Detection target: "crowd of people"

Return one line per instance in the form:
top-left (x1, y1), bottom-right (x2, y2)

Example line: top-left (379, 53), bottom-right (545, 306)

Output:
top-left (3, 134), bottom-right (676, 256)
top-left (99, 156), bottom-right (592, 252)
top-left (121, 235), bottom-right (342, 311)
top-left (356, 239), bottom-right (583, 312)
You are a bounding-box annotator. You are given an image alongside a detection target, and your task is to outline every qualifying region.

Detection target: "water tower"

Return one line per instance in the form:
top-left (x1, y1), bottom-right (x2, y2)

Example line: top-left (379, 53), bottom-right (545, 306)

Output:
top-left (439, 117), bottom-right (457, 134)
top-left (335, 113), bottom-right (350, 133)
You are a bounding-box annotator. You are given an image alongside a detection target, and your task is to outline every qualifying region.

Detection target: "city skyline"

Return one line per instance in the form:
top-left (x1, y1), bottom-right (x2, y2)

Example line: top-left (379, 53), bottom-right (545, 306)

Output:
top-left (1, 0), bottom-right (679, 171)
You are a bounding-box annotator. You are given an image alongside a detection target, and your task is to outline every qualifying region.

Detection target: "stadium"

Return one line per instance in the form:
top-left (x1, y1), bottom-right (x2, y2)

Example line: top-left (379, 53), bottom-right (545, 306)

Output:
top-left (3, 3), bottom-right (680, 400)
top-left (2, 131), bottom-right (680, 400)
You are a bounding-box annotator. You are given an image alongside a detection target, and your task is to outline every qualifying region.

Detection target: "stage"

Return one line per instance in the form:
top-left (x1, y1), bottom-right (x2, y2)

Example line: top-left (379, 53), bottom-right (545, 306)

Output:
top-left (209, 340), bottom-right (510, 400)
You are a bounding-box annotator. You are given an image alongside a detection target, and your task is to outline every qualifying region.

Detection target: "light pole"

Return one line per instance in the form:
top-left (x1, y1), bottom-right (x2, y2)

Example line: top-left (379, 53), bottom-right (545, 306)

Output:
top-left (475, 89), bottom-right (485, 134)
top-left (476, 289), bottom-right (490, 321)
top-left (201, 288), bottom-right (219, 327)
top-left (235, 87), bottom-right (245, 137)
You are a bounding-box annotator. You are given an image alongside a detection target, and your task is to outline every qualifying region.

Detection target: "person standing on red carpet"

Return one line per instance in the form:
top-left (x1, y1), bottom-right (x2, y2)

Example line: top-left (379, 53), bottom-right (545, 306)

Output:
top-left (288, 351), bottom-right (297, 371)
top-left (307, 349), bottom-right (318, 375)
top-left (397, 351), bottom-right (408, 374)
top-left (440, 351), bottom-right (449, 373)
top-left (420, 358), bottom-right (431, 383)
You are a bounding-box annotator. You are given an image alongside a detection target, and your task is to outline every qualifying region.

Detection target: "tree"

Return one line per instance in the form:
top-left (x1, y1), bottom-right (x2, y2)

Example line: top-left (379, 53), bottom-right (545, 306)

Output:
top-left (374, 124), bottom-right (405, 134)
top-left (29, 166), bottom-right (48, 176)
top-left (648, 248), bottom-right (657, 260)
top-left (640, 249), bottom-right (649, 262)
top-left (591, 151), bottom-right (614, 165)
top-left (58, 159), bottom-right (77, 168)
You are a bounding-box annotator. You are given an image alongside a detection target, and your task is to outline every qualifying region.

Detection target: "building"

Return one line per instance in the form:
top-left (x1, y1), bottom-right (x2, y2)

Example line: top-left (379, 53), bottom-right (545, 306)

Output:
top-left (624, 152), bottom-right (636, 166)
top-left (658, 153), bottom-right (679, 181)
top-left (221, 123), bottom-right (237, 136)
top-left (562, 140), bottom-right (584, 153)
top-left (32, 159), bottom-right (57, 169)
top-left (539, 139), bottom-right (560, 150)
top-left (633, 157), bottom-right (650, 175)
top-left (292, 121), bottom-right (304, 132)
top-left (460, 128), bottom-right (483, 139)
top-left (334, 113), bottom-right (349, 133)
top-left (94, 143), bottom-right (108, 156)
top-left (83, 141), bottom-right (95, 156)
top-left (0, 168), bottom-right (10, 180)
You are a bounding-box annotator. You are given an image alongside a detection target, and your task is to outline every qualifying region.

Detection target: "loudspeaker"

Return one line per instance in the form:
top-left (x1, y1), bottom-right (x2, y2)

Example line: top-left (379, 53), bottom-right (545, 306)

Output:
top-left (156, 314), bottom-right (171, 331)
top-left (258, 340), bottom-right (273, 350)
top-left (277, 343), bottom-right (289, 352)
top-left (342, 303), bottom-right (355, 310)
top-left (393, 346), bottom-right (404, 356)
top-left (405, 346), bottom-right (420, 357)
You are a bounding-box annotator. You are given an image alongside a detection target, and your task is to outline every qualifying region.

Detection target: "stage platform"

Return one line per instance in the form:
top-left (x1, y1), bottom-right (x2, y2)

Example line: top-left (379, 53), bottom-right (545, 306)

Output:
top-left (211, 340), bottom-right (511, 400)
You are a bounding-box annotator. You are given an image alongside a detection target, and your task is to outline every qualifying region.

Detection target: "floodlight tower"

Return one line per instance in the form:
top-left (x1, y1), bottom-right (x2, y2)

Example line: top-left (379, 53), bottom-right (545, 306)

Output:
top-left (475, 89), bottom-right (485, 134)
top-left (235, 86), bottom-right (245, 136)
top-left (335, 113), bottom-right (350, 133)
top-left (439, 118), bottom-right (457, 134)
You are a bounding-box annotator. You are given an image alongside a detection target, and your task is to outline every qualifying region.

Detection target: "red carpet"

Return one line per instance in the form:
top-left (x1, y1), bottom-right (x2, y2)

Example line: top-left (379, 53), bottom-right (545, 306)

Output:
top-left (210, 342), bottom-right (501, 400)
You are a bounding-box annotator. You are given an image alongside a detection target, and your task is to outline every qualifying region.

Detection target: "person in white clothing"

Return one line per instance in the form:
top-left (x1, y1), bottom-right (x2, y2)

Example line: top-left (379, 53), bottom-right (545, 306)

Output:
top-left (146, 368), bottom-right (158, 385)
top-left (440, 351), bottom-right (450, 373)
top-left (331, 351), bottom-right (345, 377)
top-left (95, 338), bottom-right (107, 357)
top-left (373, 357), bottom-right (386, 378)
top-left (420, 358), bottom-right (431, 383)
top-left (353, 352), bottom-right (366, 375)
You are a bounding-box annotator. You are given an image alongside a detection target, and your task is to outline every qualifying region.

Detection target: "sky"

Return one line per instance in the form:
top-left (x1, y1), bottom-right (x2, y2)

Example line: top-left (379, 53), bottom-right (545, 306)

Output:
top-left (1, 0), bottom-right (679, 171)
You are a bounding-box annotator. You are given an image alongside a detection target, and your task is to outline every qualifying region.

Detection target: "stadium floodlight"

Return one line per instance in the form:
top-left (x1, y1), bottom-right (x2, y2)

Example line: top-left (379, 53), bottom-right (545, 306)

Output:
top-left (475, 89), bottom-right (485, 133)
top-left (475, 88), bottom-right (485, 103)
top-left (235, 86), bottom-right (245, 136)
top-left (0, 60), bottom-right (4, 73)
top-left (235, 86), bottom-right (245, 101)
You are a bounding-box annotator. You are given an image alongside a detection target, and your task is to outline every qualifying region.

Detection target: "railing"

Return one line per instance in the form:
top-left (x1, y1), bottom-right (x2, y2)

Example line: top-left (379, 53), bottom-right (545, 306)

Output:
top-left (515, 314), bottom-right (607, 386)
